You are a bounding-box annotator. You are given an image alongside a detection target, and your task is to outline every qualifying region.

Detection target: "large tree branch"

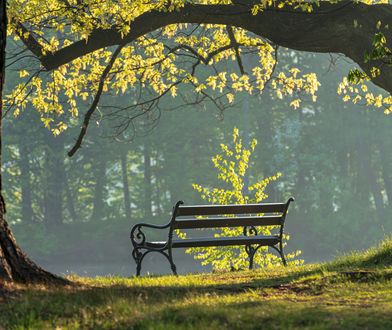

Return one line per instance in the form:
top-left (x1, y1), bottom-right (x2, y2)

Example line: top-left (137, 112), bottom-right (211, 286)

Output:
top-left (14, 23), bottom-right (44, 60)
top-left (28, 1), bottom-right (392, 94)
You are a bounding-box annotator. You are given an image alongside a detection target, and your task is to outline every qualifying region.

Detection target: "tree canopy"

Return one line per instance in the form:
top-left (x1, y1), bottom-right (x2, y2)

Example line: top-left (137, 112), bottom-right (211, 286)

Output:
top-left (6, 0), bottom-right (392, 154)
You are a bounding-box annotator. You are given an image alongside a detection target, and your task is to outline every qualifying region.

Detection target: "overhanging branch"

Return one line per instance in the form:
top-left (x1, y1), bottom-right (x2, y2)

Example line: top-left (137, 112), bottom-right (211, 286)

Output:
top-left (17, 1), bottom-right (392, 95)
top-left (30, 2), bottom-right (392, 95)
top-left (67, 45), bottom-right (124, 157)
top-left (14, 23), bottom-right (44, 60)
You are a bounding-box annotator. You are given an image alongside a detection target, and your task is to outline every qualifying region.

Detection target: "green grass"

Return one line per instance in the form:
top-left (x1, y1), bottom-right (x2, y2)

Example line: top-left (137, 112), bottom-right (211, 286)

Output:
top-left (2, 238), bottom-right (392, 329)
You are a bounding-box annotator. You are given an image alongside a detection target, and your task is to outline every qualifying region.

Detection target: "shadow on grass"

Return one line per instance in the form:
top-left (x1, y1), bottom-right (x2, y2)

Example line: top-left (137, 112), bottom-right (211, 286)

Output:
top-left (128, 299), bottom-right (392, 330)
top-left (2, 249), bottom-right (392, 329)
top-left (0, 267), bottom-right (322, 327)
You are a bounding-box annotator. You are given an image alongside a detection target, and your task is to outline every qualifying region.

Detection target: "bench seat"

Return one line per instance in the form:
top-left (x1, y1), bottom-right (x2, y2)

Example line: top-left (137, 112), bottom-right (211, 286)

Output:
top-left (144, 235), bottom-right (280, 249)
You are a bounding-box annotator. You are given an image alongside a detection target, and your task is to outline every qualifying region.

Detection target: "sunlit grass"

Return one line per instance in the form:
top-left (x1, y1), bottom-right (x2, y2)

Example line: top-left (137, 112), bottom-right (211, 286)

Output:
top-left (2, 238), bottom-right (392, 329)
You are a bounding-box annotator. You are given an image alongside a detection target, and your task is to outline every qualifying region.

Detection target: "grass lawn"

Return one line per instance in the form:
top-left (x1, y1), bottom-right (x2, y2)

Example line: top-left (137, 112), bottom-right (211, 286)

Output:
top-left (1, 239), bottom-right (392, 329)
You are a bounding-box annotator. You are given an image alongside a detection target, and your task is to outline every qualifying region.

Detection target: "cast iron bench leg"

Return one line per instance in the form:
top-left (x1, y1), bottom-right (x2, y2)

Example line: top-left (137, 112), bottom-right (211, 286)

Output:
top-left (168, 249), bottom-right (177, 275)
top-left (132, 248), bottom-right (143, 276)
top-left (161, 250), bottom-right (177, 275)
top-left (134, 249), bottom-right (178, 276)
top-left (279, 241), bottom-right (287, 266)
top-left (271, 245), bottom-right (287, 266)
top-left (245, 245), bottom-right (255, 270)
top-left (136, 262), bottom-right (142, 276)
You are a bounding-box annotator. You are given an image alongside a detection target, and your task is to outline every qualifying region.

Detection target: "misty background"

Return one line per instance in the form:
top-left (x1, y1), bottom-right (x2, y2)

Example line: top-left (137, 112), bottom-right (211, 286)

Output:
top-left (4, 49), bottom-right (392, 277)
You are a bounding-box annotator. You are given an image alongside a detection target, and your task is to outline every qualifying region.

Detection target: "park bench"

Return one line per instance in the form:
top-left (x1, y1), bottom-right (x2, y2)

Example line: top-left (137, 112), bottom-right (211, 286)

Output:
top-left (130, 198), bottom-right (294, 276)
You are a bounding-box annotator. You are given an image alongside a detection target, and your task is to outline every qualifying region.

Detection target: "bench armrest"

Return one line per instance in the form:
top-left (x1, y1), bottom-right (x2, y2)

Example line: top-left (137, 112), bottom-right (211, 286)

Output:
top-left (130, 222), bottom-right (171, 247)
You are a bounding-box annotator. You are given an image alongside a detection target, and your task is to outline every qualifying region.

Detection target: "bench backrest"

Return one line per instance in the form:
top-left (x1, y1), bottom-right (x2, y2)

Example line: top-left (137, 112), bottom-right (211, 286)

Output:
top-left (170, 198), bottom-right (294, 230)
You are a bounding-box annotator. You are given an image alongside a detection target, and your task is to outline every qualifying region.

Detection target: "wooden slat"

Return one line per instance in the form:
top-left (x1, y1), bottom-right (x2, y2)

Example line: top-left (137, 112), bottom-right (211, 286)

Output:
top-left (172, 215), bottom-right (283, 229)
top-left (177, 203), bottom-right (286, 216)
top-left (171, 236), bottom-right (279, 248)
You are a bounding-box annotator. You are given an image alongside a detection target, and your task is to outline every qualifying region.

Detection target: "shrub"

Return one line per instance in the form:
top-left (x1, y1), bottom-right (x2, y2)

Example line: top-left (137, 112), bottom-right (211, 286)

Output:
top-left (182, 127), bottom-right (302, 271)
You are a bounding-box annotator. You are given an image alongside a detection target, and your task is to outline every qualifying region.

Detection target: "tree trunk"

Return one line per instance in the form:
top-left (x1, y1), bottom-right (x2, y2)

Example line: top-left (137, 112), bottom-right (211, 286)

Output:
top-left (354, 141), bottom-right (369, 206)
top-left (0, 202), bottom-right (66, 283)
top-left (44, 134), bottom-right (65, 227)
top-left (256, 98), bottom-right (279, 200)
top-left (19, 141), bottom-right (34, 223)
top-left (294, 110), bottom-right (308, 214)
top-left (363, 144), bottom-right (385, 219)
top-left (143, 138), bottom-right (152, 218)
top-left (120, 150), bottom-right (131, 220)
top-left (154, 176), bottom-right (163, 217)
top-left (378, 142), bottom-right (392, 206)
top-left (0, 0), bottom-right (67, 284)
top-left (90, 156), bottom-right (107, 222)
top-left (64, 169), bottom-right (78, 222)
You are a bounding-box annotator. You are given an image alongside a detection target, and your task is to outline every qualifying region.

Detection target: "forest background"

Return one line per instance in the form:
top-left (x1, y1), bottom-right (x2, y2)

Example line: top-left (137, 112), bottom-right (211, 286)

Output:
top-left (5, 46), bottom-right (391, 276)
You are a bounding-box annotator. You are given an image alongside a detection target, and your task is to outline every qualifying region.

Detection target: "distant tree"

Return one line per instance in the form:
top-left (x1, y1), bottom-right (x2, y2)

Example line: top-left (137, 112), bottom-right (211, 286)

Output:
top-left (182, 128), bottom-right (302, 271)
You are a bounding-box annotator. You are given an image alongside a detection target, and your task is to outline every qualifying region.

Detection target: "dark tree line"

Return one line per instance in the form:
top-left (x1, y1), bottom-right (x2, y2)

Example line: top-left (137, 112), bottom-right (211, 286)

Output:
top-left (1, 52), bottom-right (392, 265)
